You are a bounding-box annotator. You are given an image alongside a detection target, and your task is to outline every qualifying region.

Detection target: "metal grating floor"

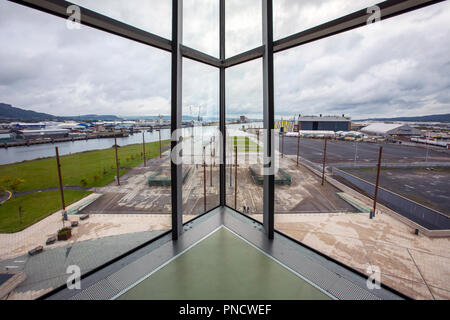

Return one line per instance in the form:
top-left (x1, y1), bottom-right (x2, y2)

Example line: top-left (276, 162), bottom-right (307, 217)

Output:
top-left (45, 207), bottom-right (403, 301)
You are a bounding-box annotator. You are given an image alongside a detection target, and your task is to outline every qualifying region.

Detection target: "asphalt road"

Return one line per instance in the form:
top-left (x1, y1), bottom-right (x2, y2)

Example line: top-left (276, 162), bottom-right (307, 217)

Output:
top-left (279, 137), bottom-right (450, 164)
top-left (343, 167), bottom-right (450, 215)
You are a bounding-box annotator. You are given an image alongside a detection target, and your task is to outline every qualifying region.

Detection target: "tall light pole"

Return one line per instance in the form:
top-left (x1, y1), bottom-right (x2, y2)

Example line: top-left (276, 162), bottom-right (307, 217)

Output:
top-left (234, 146), bottom-right (238, 209)
top-left (114, 134), bottom-right (120, 186)
top-left (373, 146), bottom-right (383, 218)
top-left (203, 146), bottom-right (207, 212)
top-left (321, 137), bottom-right (328, 186)
top-left (55, 147), bottom-right (65, 211)
top-left (296, 133), bottom-right (300, 167)
top-left (142, 131), bottom-right (146, 167)
top-left (158, 129), bottom-right (162, 158)
top-left (210, 138), bottom-right (213, 187)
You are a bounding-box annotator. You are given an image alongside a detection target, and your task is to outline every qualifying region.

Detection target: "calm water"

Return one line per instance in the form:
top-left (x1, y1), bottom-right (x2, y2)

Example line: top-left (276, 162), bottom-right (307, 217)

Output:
top-left (0, 123), bottom-right (262, 165)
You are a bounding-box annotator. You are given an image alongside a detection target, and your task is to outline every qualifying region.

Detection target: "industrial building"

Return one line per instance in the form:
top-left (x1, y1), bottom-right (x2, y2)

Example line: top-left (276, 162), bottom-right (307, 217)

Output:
top-left (275, 115), bottom-right (351, 133)
top-left (19, 128), bottom-right (70, 140)
top-left (297, 115), bottom-right (351, 132)
top-left (361, 123), bottom-right (422, 137)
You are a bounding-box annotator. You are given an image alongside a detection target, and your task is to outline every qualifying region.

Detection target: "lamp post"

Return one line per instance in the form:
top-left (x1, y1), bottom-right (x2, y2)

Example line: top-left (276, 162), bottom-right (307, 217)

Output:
top-left (203, 146), bottom-right (207, 212)
top-left (321, 137), bottom-right (328, 186)
top-left (372, 146), bottom-right (383, 218)
top-left (55, 146), bottom-right (65, 210)
top-left (158, 129), bottom-right (162, 158)
top-left (114, 133), bottom-right (120, 186)
top-left (142, 131), bottom-right (146, 167)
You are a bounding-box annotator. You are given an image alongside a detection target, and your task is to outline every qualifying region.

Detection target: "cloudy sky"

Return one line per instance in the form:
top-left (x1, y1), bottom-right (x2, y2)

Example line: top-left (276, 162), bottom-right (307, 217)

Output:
top-left (0, 0), bottom-right (449, 119)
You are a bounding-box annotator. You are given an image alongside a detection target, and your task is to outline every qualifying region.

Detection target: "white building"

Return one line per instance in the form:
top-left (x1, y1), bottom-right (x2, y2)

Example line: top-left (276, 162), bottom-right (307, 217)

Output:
top-left (361, 123), bottom-right (422, 137)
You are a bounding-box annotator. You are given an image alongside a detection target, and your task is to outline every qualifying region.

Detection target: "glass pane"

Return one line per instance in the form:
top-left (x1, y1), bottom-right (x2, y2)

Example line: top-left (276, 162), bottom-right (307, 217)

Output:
top-left (226, 59), bottom-right (263, 218)
top-left (183, 0), bottom-right (219, 57)
top-left (182, 59), bottom-right (220, 223)
top-left (226, 0), bottom-right (262, 58)
top-left (274, 0), bottom-right (377, 40)
top-left (0, 1), bottom-right (171, 299)
top-left (73, 0), bottom-right (172, 39)
top-left (274, 1), bottom-right (450, 300)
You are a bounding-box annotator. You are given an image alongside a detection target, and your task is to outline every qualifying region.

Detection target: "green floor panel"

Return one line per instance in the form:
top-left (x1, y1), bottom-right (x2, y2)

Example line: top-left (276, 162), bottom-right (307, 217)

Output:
top-left (118, 228), bottom-right (331, 300)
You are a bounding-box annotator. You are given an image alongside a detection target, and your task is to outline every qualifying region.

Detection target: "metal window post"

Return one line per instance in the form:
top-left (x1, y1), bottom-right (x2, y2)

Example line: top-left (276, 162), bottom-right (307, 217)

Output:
top-left (262, 0), bottom-right (275, 239)
top-left (171, 0), bottom-right (183, 240)
top-left (219, 0), bottom-right (226, 207)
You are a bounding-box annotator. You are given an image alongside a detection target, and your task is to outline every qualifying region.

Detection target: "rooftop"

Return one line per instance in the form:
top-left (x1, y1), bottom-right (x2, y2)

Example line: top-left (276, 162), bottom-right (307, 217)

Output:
top-left (298, 116), bottom-right (351, 122)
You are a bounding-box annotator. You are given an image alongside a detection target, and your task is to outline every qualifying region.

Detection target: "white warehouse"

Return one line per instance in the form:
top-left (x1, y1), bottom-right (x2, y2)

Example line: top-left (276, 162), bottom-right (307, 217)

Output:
top-left (361, 123), bottom-right (422, 137)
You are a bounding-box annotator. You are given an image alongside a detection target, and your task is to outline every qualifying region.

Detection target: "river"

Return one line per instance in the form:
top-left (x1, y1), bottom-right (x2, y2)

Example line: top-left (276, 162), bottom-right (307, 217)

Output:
top-left (0, 123), bottom-right (263, 165)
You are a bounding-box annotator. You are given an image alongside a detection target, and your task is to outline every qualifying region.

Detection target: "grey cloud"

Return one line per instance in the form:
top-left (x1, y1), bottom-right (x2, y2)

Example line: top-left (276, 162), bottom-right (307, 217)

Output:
top-left (0, 0), bottom-right (449, 120)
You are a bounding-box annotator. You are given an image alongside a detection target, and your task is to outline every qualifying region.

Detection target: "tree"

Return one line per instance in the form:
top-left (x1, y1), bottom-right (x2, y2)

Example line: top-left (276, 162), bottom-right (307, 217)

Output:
top-left (9, 178), bottom-right (25, 194)
top-left (80, 177), bottom-right (88, 188)
top-left (0, 176), bottom-right (24, 194)
top-left (93, 174), bottom-right (100, 183)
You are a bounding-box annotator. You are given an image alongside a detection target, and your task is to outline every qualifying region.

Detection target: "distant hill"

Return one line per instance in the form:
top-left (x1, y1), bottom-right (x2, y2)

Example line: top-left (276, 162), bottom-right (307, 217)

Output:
top-left (63, 114), bottom-right (122, 121)
top-left (0, 103), bottom-right (55, 121)
top-left (357, 113), bottom-right (450, 123)
top-left (0, 103), bottom-right (122, 122)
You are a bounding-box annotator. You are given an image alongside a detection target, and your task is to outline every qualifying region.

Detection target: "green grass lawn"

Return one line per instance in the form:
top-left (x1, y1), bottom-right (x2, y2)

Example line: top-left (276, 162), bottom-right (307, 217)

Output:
top-left (230, 136), bottom-right (262, 152)
top-left (0, 190), bottom-right (91, 233)
top-left (0, 140), bottom-right (170, 192)
top-left (0, 140), bottom-right (170, 233)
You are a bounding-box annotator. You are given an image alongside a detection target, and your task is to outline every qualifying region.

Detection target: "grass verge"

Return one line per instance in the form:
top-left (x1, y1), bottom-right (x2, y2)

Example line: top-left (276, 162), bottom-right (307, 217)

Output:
top-left (0, 190), bottom-right (91, 233)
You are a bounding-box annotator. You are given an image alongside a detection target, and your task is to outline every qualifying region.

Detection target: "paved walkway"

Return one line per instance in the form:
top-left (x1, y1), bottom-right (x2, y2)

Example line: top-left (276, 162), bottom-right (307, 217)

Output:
top-left (249, 211), bottom-right (450, 300)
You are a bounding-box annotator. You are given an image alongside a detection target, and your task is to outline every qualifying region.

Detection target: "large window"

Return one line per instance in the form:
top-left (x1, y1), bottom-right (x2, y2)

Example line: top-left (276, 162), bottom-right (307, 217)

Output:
top-left (0, 0), bottom-right (171, 299)
top-left (182, 59), bottom-right (220, 222)
top-left (73, 0), bottom-right (172, 39)
top-left (273, 1), bottom-right (450, 300)
top-left (225, 59), bottom-right (263, 216)
top-left (184, 0), bottom-right (219, 57)
top-left (225, 0), bottom-right (262, 58)
top-left (274, 0), bottom-right (377, 40)
top-left (1, 0), bottom-right (448, 301)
